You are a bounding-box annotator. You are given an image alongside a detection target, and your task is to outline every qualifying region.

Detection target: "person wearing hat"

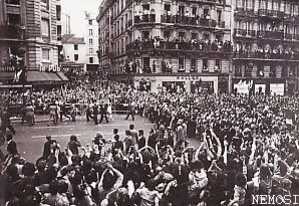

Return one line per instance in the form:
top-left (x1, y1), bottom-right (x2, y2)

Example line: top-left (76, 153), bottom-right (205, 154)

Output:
top-left (6, 133), bottom-right (18, 156)
top-left (176, 119), bottom-right (184, 146)
top-left (43, 135), bottom-right (52, 159)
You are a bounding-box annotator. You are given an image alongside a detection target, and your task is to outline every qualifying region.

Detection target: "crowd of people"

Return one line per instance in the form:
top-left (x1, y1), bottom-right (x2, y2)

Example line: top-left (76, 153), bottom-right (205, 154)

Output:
top-left (234, 45), bottom-right (299, 60)
top-left (1, 81), bottom-right (299, 206)
top-left (127, 37), bottom-right (233, 55)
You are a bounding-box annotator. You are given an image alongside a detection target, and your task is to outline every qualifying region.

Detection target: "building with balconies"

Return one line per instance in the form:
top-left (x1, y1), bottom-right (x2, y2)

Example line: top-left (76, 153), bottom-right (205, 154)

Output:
top-left (84, 12), bottom-right (99, 74)
top-left (0, 0), bottom-right (65, 87)
top-left (232, 0), bottom-right (299, 95)
top-left (97, 0), bottom-right (233, 94)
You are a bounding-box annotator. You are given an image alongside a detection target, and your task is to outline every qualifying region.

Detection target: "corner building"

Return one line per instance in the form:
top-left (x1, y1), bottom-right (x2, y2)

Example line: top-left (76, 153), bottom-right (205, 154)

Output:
top-left (0, 0), bottom-right (62, 85)
top-left (232, 0), bottom-right (299, 95)
top-left (97, 0), bottom-right (233, 94)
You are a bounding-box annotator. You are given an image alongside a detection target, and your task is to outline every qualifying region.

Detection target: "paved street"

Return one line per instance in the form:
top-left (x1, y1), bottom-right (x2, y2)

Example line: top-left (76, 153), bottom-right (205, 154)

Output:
top-left (4, 114), bottom-right (200, 162)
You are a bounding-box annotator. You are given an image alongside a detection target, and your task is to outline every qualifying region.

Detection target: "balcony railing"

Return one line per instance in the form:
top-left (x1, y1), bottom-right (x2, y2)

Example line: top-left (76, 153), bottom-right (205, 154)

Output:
top-left (127, 39), bottom-right (233, 55)
top-left (258, 9), bottom-right (285, 18)
top-left (234, 29), bottom-right (298, 40)
top-left (0, 25), bottom-right (24, 39)
top-left (134, 14), bottom-right (156, 24)
top-left (6, 0), bottom-right (20, 4)
top-left (177, 0), bottom-right (224, 4)
top-left (234, 50), bottom-right (299, 60)
top-left (161, 15), bottom-right (223, 29)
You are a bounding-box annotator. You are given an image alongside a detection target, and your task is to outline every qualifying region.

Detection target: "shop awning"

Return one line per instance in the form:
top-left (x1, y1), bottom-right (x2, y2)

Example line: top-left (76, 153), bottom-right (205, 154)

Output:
top-left (57, 72), bottom-right (69, 81)
top-left (0, 72), bottom-right (14, 81)
top-left (26, 71), bottom-right (64, 84)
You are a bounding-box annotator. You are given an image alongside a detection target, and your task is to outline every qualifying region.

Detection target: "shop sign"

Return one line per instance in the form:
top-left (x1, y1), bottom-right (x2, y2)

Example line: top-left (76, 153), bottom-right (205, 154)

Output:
top-left (39, 64), bottom-right (61, 72)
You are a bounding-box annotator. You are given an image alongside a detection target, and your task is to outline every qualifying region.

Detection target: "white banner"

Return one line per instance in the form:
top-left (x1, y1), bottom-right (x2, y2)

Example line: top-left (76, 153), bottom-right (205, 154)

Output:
top-left (270, 84), bottom-right (284, 96)
top-left (233, 80), bottom-right (251, 94)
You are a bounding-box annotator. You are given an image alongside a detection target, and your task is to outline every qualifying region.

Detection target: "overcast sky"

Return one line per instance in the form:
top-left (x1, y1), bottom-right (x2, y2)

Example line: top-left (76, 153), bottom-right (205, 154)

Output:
top-left (61, 0), bottom-right (102, 36)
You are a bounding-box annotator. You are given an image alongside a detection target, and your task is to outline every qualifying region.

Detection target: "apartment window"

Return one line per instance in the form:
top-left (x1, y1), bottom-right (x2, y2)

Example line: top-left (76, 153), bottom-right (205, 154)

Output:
top-left (191, 32), bottom-right (198, 39)
top-left (191, 59), bottom-right (197, 72)
top-left (143, 57), bottom-right (150, 70)
top-left (178, 57), bottom-right (185, 72)
top-left (204, 8), bottom-right (210, 17)
top-left (89, 57), bottom-right (94, 63)
top-left (285, 3), bottom-right (291, 14)
top-left (247, 0), bottom-right (253, 10)
top-left (215, 59), bottom-right (221, 72)
top-left (142, 31), bottom-right (150, 39)
top-left (260, 0), bottom-right (266, 10)
top-left (217, 10), bottom-right (222, 23)
top-left (179, 6), bottom-right (185, 16)
top-left (89, 38), bottom-right (93, 45)
top-left (164, 30), bottom-right (171, 39)
top-left (203, 33), bottom-right (210, 40)
top-left (267, 0), bottom-right (272, 10)
top-left (41, 0), bottom-right (49, 9)
top-left (89, 20), bottom-right (93, 25)
top-left (179, 32), bottom-right (185, 38)
top-left (294, 4), bottom-right (299, 16)
top-left (41, 18), bottom-right (50, 37)
top-left (164, 4), bottom-right (171, 11)
top-left (74, 44), bottom-right (78, 50)
top-left (7, 14), bottom-right (21, 25)
top-left (142, 4), bottom-right (150, 10)
top-left (6, 0), bottom-right (20, 5)
top-left (74, 54), bottom-right (79, 61)
top-left (89, 48), bottom-right (93, 54)
top-left (56, 5), bottom-right (61, 21)
top-left (237, 0), bottom-right (243, 8)
top-left (89, 29), bottom-right (93, 36)
top-left (203, 59), bottom-right (208, 72)
top-left (42, 48), bottom-right (50, 61)
top-left (192, 7), bottom-right (197, 16)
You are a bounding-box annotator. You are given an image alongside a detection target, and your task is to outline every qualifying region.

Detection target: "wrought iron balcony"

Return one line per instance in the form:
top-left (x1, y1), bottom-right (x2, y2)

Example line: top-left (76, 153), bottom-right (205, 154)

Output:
top-left (6, 0), bottom-right (20, 4)
top-left (234, 29), bottom-right (296, 40)
top-left (134, 14), bottom-right (156, 24)
top-left (126, 40), bottom-right (233, 56)
top-left (0, 25), bottom-right (24, 40)
top-left (258, 9), bottom-right (285, 18)
top-left (161, 15), bottom-right (223, 29)
top-left (234, 50), bottom-right (299, 60)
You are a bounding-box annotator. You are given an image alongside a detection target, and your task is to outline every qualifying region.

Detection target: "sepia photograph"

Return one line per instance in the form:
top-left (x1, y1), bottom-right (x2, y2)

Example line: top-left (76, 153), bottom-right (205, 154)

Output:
top-left (0, 0), bottom-right (299, 205)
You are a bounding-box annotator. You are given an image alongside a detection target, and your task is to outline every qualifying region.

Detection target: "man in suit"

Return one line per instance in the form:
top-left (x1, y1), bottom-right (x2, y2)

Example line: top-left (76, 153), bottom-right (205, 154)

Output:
top-left (93, 103), bottom-right (99, 125)
top-left (6, 133), bottom-right (18, 156)
top-left (42, 135), bottom-right (52, 159)
top-left (1, 107), bottom-right (15, 135)
top-left (99, 103), bottom-right (109, 123)
top-left (125, 100), bottom-right (136, 121)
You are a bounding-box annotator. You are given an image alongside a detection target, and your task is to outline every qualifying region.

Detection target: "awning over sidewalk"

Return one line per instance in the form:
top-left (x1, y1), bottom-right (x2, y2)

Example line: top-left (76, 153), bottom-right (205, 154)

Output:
top-left (57, 72), bottom-right (69, 81)
top-left (26, 71), bottom-right (68, 85)
top-left (0, 72), bottom-right (14, 81)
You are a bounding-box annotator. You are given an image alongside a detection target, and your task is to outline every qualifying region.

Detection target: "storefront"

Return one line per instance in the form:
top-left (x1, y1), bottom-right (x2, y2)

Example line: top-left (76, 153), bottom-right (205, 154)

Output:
top-left (232, 78), bottom-right (295, 96)
top-left (133, 74), bottom-right (229, 94)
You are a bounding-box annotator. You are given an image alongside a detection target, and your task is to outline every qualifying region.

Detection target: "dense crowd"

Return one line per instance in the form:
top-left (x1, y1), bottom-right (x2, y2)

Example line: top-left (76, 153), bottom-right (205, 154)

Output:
top-left (1, 82), bottom-right (299, 206)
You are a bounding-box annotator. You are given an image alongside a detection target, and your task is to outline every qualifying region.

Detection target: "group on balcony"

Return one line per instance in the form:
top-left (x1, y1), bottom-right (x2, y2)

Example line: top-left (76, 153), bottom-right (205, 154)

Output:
top-left (127, 36), bottom-right (233, 53)
top-left (234, 45), bottom-right (299, 60)
top-left (134, 9), bottom-right (156, 23)
top-left (162, 13), bottom-right (224, 28)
